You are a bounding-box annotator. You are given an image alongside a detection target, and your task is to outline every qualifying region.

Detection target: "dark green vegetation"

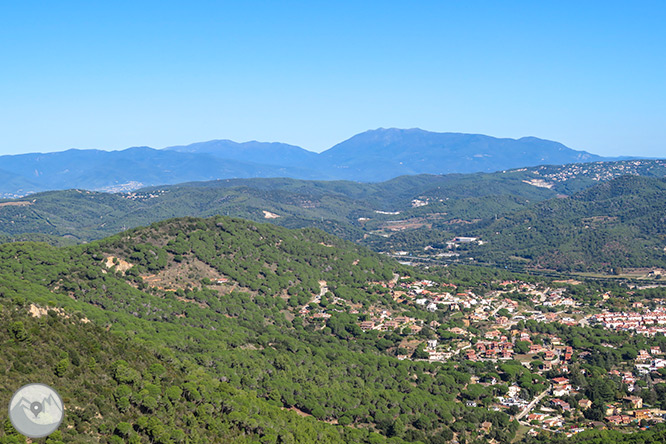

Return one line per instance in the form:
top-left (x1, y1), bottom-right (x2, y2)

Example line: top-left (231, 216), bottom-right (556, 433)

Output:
top-left (0, 217), bottom-right (512, 443)
top-left (463, 176), bottom-right (666, 272)
top-left (0, 170), bottom-right (561, 242)
top-left (524, 426), bottom-right (666, 444)
top-left (2, 216), bottom-right (666, 443)
top-left (1, 295), bottom-right (366, 444)
top-left (0, 159), bottom-right (664, 274)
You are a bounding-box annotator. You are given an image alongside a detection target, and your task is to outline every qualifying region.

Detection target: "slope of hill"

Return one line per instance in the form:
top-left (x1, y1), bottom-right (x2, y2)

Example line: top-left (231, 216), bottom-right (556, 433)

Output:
top-left (459, 176), bottom-right (666, 272)
top-left (0, 170), bottom-right (561, 243)
top-left (1, 160), bottom-right (666, 276)
top-left (507, 159), bottom-right (666, 195)
top-left (0, 128), bottom-right (629, 197)
top-left (0, 278), bottom-right (362, 444)
top-left (0, 217), bottom-right (512, 443)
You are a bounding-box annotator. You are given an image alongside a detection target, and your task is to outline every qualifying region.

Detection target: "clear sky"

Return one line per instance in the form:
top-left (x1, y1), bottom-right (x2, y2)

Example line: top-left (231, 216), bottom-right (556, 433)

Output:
top-left (1, 1), bottom-right (664, 157)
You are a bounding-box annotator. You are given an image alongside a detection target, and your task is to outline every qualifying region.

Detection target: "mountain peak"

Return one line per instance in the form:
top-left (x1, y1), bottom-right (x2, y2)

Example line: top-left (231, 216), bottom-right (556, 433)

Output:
top-left (318, 129), bottom-right (605, 181)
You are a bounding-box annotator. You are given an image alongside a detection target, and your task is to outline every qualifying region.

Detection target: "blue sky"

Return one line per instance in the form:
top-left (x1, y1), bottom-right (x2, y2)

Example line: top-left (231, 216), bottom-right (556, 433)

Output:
top-left (0, 1), bottom-right (664, 156)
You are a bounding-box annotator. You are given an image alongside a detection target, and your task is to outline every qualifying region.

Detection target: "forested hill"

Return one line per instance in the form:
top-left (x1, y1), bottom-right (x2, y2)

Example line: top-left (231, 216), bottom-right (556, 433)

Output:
top-left (95, 216), bottom-right (400, 297)
top-left (4, 216), bottom-right (666, 443)
top-left (461, 176), bottom-right (666, 272)
top-left (2, 217), bottom-right (516, 443)
top-left (0, 217), bottom-right (408, 443)
top-left (0, 160), bottom-right (665, 275)
top-left (0, 171), bottom-right (558, 244)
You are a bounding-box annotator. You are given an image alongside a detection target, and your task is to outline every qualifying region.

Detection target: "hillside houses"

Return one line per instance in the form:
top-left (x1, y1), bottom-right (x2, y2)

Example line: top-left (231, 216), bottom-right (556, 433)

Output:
top-left (552, 377), bottom-right (571, 397)
top-left (590, 309), bottom-right (666, 336)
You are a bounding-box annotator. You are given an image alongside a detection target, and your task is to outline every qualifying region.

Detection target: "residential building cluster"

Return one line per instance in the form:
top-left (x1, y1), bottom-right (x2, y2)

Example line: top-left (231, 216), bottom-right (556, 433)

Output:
top-left (590, 308), bottom-right (666, 336)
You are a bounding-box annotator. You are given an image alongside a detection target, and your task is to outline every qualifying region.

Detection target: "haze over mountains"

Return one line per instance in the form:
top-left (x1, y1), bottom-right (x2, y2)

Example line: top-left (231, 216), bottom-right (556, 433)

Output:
top-left (0, 128), bottom-right (619, 198)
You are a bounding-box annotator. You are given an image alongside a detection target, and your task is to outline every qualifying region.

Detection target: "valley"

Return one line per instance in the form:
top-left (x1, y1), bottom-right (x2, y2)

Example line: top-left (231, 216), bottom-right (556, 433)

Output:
top-left (4, 3), bottom-right (664, 443)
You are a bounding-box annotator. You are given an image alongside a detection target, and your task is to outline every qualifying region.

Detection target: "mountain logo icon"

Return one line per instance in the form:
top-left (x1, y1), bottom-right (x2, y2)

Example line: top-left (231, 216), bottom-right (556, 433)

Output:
top-left (8, 383), bottom-right (64, 438)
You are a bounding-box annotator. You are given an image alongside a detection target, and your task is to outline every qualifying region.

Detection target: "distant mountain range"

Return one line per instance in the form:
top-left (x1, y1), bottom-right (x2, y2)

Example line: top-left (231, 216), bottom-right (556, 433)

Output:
top-left (0, 128), bottom-right (629, 198)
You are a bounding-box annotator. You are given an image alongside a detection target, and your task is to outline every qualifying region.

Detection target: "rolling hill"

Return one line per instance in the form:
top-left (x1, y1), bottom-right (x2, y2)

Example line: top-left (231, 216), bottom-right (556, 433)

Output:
top-left (0, 166), bottom-right (564, 243)
top-left (457, 176), bottom-right (666, 272)
top-left (0, 160), bottom-right (665, 273)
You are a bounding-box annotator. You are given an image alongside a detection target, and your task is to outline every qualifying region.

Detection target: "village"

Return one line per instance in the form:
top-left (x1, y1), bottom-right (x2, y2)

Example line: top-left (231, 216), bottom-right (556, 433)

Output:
top-left (298, 274), bottom-right (666, 437)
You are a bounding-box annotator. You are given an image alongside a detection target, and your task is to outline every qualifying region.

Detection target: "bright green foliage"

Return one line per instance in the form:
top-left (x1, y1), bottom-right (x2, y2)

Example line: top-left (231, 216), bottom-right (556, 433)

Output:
top-left (53, 358), bottom-right (69, 377)
top-left (0, 294), bottom-right (393, 443)
top-left (0, 216), bottom-right (514, 443)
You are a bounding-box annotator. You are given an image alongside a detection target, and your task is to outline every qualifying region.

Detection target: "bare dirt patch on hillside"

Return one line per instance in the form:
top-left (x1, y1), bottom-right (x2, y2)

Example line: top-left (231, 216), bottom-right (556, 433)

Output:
top-left (104, 256), bottom-right (134, 273)
top-left (29, 303), bottom-right (90, 323)
top-left (0, 201), bottom-right (32, 207)
top-left (380, 219), bottom-right (433, 231)
top-left (141, 257), bottom-right (231, 292)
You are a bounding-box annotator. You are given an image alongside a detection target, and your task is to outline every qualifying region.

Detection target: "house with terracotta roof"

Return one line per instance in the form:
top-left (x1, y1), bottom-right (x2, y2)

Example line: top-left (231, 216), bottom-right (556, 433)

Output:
top-left (530, 344), bottom-right (545, 353)
top-left (579, 399), bottom-right (592, 409)
top-left (551, 398), bottom-right (571, 411)
top-left (360, 321), bottom-right (375, 330)
top-left (552, 377), bottom-right (572, 396)
top-left (605, 415), bottom-right (633, 425)
top-left (543, 417), bottom-right (563, 428)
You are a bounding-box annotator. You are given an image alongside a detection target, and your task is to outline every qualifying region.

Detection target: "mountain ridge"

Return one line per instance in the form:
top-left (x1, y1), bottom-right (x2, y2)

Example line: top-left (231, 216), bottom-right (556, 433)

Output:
top-left (318, 128), bottom-right (604, 181)
top-left (0, 128), bottom-right (632, 198)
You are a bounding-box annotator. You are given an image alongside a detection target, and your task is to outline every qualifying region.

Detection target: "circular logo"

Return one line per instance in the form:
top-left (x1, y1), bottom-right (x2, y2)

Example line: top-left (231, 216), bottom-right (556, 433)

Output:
top-left (8, 383), bottom-right (64, 438)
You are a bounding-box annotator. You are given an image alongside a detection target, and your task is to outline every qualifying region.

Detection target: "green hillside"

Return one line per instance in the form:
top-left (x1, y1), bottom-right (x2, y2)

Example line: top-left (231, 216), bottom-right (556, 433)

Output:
top-left (4, 215), bottom-right (666, 443)
top-left (0, 287), bottom-right (367, 444)
top-left (0, 217), bottom-right (516, 443)
top-left (462, 176), bottom-right (666, 272)
top-left (0, 171), bottom-right (559, 244)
